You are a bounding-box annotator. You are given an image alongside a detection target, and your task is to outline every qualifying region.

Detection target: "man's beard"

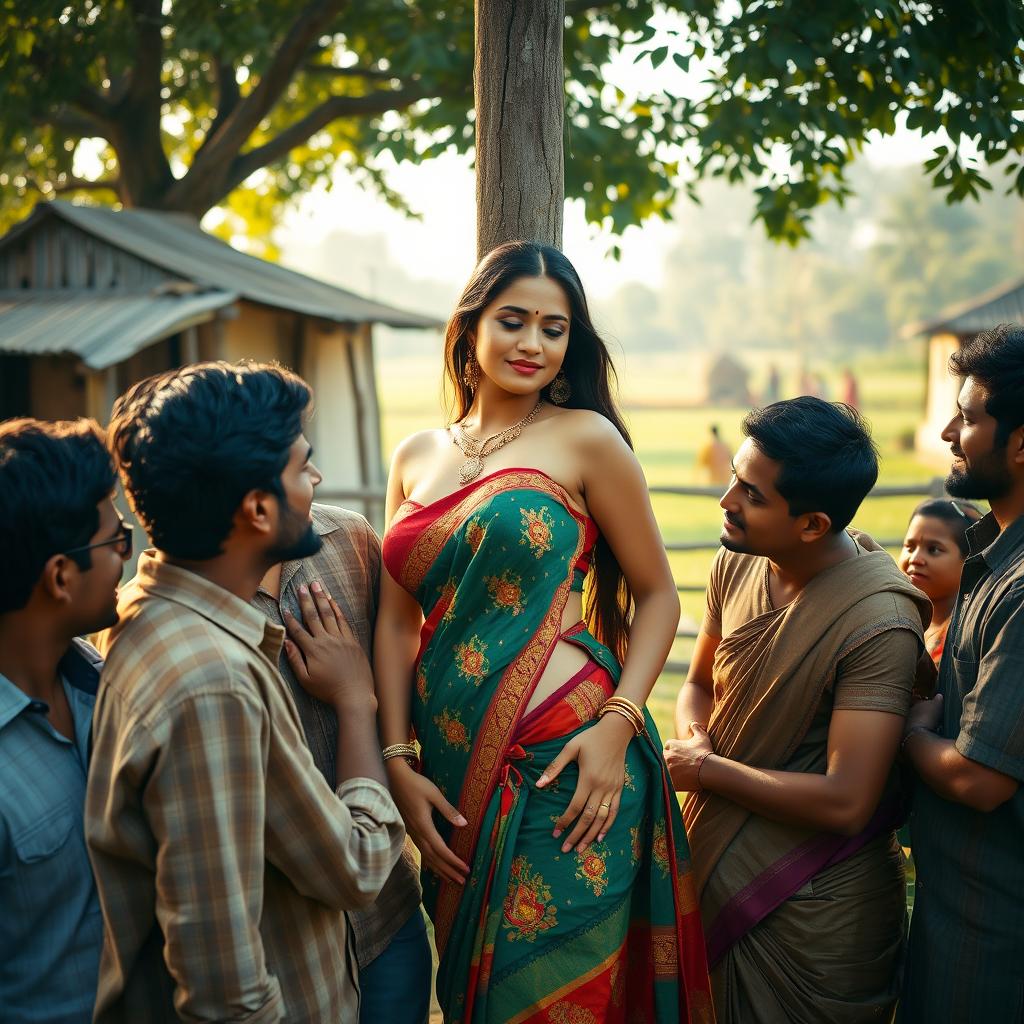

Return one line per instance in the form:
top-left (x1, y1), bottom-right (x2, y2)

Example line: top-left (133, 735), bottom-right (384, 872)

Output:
top-left (268, 502), bottom-right (323, 564)
top-left (946, 445), bottom-right (1012, 502)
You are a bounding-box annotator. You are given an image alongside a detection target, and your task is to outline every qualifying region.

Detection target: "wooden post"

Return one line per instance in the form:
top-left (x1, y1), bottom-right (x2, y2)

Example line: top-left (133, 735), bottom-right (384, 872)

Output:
top-left (474, 0), bottom-right (565, 258)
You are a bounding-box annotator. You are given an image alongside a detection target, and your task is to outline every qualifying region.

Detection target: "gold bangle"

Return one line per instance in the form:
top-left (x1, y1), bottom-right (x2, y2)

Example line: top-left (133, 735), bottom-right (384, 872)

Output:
top-left (599, 699), bottom-right (644, 733)
top-left (599, 696), bottom-right (646, 735)
top-left (606, 695), bottom-right (645, 722)
top-left (598, 703), bottom-right (643, 736)
top-left (382, 742), bottom-right (418, 764)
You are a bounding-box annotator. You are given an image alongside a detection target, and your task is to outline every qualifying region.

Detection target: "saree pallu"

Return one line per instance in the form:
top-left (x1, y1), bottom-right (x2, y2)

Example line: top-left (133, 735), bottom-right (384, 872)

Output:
top-left (383, 468), bottom-right (712, 1024)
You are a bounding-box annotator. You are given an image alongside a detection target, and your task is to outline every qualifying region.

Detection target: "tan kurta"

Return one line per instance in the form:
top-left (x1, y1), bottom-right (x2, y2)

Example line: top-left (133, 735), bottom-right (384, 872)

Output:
top-left (684, 535), bottom-right (930, 1024)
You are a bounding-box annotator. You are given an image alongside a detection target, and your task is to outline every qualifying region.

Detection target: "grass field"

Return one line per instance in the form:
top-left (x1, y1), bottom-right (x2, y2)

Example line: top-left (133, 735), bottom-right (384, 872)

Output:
top-left (376, 342), bottom-right (953, 741)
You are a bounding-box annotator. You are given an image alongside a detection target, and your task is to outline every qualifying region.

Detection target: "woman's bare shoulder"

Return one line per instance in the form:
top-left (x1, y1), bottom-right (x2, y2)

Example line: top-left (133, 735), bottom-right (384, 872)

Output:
top-left (392, 427), bottom-right (451, 467)
top-left (544, 407), bottom-right (629, 449)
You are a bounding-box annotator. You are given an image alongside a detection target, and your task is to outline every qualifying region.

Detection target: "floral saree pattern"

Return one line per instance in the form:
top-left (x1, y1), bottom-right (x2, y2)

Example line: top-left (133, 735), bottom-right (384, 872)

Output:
top-left (383, 468), bottom-right (712, 1023)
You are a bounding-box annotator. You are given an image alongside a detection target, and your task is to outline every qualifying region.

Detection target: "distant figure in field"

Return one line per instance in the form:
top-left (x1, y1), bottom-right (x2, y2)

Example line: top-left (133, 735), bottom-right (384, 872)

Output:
top-left (841, 368), bottom-right (861, 410)
top-left (763, 363), bottom-right (781, 405)
top-left (697, 424), bottom-right (734, 486)
top-left (797, 364), bottom-right (819, 399)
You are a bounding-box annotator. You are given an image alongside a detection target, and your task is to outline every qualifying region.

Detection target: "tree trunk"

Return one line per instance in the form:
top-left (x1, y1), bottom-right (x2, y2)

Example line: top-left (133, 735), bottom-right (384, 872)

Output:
top-left (474, 0), bottom-right (565, 259)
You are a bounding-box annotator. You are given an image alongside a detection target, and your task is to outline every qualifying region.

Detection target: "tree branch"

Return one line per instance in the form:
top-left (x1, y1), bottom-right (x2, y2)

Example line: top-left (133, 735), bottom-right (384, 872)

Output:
top-left (186, 0), bottom-right (349, 184)
top-left (40, 105), bottom-right (109, 139)
top-left (225, 81), bottom-right (440, 190)
top-left (303, 63), bottom-right (394, 81)
top-left (564, 0), bottom-right (622, 17)
top-left (53, 176), bottom-right (120, 193)
top-left (71, 87), bottom-right (114, 124)
top-left (188, 61), bottom-right (242, 165)
top-left (124, 0), bottom-right (164, 110)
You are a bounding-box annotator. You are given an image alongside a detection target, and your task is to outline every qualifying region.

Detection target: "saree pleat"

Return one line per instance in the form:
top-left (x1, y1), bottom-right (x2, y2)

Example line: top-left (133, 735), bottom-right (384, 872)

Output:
top-left (382, 468), bottom-right (713, 1024)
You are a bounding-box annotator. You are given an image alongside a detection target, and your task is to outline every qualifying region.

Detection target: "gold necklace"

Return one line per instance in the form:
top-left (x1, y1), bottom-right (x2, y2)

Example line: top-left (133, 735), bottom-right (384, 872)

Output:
top-left (451, 401), bottom-right (545, 484)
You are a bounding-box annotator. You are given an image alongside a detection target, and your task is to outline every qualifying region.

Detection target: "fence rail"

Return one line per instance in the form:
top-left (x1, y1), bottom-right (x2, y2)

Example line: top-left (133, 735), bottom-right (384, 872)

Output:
top-left (319, 477), bottom-right (948, 676)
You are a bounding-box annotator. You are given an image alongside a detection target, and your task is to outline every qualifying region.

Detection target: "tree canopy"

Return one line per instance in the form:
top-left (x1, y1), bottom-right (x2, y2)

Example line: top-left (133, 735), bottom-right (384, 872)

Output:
top-left (1, 0), bottom-right (1021, 249)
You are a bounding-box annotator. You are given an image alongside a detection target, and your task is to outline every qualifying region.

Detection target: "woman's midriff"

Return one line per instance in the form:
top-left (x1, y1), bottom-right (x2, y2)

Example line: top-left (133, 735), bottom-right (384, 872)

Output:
top-left (522, 591), bottom-right (590, 715)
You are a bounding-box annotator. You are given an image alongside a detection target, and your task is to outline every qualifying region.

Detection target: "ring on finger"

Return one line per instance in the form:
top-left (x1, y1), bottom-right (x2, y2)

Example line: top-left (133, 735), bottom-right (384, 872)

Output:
top-left (597, 804), bottom-right (610, 816)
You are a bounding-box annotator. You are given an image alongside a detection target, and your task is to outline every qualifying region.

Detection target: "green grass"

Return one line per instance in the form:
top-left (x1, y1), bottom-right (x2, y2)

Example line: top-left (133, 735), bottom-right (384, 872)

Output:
top-left (376, 345), bottom-right (948, 743)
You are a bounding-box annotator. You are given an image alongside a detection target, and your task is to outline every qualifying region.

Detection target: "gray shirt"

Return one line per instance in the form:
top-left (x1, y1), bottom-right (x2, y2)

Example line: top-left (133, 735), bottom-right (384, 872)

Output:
top-left (252, 502), bottom-right (422, 968)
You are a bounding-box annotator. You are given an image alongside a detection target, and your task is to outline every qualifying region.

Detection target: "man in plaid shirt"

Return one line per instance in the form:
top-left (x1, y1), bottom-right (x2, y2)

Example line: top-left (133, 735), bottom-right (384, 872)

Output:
top-left (87, 362), bottom-right (405, 1023)
top-left (254, 503), bottom-right (431, 1023)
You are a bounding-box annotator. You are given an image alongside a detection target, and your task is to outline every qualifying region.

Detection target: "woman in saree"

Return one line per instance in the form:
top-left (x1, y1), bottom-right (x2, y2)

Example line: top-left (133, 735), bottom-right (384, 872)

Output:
top-left (375, 241), bottom-right (713, 1024)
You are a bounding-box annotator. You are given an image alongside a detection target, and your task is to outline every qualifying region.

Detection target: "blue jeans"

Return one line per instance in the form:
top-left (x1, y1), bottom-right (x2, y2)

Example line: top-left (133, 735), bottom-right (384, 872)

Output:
top-left (358, 910), bottom-right (432, 1024)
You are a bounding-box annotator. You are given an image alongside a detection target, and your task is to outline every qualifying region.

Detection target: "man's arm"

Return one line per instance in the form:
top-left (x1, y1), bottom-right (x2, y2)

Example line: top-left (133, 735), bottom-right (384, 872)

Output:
top-left (146, 689), bottom-right (283, 1024)
top-left (902, 716), bottom-right (1018, 812)
top-left (666, 629), bottom-right (917, 836)
top-left (905, 591), bottom-right (1024, 811)
top-left (674, 628), bottom-right (719, 737)
top-left (684, 708), bottom-right (903, 836)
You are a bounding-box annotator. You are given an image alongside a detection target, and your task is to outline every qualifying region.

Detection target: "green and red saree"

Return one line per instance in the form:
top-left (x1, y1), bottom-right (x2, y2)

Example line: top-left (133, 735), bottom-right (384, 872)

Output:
top-left (383, 468), bottom-right (712, 1024)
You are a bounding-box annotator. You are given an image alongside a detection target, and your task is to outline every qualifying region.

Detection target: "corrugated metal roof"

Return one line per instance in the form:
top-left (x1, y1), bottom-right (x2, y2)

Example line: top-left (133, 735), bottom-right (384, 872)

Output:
top-left (5, 202), bottom-right (441, 330)
top-left (0, 290), bottom-right (236, 369)
top-left (904, 275), bottom-right (1024, 337)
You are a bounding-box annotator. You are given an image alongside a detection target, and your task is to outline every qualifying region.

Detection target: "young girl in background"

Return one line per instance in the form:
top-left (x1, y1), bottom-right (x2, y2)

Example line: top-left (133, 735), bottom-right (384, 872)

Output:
top-left (898, 498), bottom-right (983, 666)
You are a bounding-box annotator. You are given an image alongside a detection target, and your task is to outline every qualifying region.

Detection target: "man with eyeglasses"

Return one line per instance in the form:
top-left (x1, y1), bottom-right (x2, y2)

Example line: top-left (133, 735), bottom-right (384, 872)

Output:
top-left (0, 417), bottom-right (131, 1024)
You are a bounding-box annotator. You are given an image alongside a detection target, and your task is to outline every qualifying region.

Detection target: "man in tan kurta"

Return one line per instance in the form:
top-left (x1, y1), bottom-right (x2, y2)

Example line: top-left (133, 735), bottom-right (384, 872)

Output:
top-left (665, 397), bottom-right (930, 1024)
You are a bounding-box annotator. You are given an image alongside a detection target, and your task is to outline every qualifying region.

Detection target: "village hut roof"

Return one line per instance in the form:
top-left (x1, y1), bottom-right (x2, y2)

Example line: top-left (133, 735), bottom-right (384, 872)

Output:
top-left (0, 201), bottom-right (441, 369)
top-left (903, 275), bottom-right (1024, 339)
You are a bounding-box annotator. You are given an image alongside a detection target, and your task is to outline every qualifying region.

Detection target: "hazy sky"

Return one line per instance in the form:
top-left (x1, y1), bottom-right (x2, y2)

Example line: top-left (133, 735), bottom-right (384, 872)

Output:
top-left (277, 123), bottom-right (938, 307)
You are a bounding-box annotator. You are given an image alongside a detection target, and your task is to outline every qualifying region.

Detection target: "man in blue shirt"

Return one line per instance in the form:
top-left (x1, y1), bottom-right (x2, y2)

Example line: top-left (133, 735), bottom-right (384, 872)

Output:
top-left (0, 418), bottom-right (131, 1024)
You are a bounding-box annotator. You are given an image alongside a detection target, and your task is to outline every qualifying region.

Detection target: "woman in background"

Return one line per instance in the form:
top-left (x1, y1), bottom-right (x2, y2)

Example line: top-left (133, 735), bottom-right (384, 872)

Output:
top-left (375, 241), bottom-right (712, 1023)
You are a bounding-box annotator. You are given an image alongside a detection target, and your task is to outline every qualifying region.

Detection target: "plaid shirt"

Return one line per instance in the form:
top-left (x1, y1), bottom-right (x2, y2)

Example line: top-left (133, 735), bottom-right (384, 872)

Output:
top-left (251, 502), bottom-right (422, 968)
top-left (86, 554), bottom-right (405, 1024)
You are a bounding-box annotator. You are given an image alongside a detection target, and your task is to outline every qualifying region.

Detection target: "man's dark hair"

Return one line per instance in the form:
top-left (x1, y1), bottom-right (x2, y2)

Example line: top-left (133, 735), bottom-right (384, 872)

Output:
top-left (0, 418), bottom-right (116, 613)
top-left (742, 396), bottom-right (879, 533)
top-left (109, 361), bottom-right (311, 560)
top-left (949, 324), bottom-right (1024, 446)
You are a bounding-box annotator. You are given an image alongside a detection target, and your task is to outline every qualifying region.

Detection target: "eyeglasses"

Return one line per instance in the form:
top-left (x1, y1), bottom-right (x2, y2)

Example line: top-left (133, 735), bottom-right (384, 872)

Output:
top-left (64, 520), bottom-right (134, 568)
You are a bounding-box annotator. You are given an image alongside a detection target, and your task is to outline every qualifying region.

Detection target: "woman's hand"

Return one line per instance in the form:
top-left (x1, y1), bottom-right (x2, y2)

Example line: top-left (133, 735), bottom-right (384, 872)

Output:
top-left (387, 760), bottom-right (469, 885)
top-left (537, 714), bottom-right (634, 853)
top-left (663, 722), bottom-right (714, 792)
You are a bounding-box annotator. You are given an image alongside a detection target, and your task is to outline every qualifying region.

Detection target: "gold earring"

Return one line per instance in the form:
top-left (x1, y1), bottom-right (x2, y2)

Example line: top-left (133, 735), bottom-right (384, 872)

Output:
top-left (463, 353), bottom-right (481, 391)
top-left (549, 370), bottom-right (571, 405)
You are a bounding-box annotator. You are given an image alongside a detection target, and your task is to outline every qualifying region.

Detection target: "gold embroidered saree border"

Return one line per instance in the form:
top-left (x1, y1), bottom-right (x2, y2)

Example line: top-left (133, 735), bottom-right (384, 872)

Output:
top-left (399, 470), bottom-right (583, 594)
top-left (430, 480), bottom-right (588, 954)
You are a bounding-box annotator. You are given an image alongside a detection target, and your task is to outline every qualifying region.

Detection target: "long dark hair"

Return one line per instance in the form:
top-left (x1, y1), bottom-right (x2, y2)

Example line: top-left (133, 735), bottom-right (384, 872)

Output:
top-left (443, 240), bottom-right (634, 660)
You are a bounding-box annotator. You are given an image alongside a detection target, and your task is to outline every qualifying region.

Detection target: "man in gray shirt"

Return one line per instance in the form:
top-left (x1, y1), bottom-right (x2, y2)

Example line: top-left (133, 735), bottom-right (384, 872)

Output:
top-left (901, 324), bottom-right (1024, 1022)
top-left (254, 502), bottom-right (430, 1024)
